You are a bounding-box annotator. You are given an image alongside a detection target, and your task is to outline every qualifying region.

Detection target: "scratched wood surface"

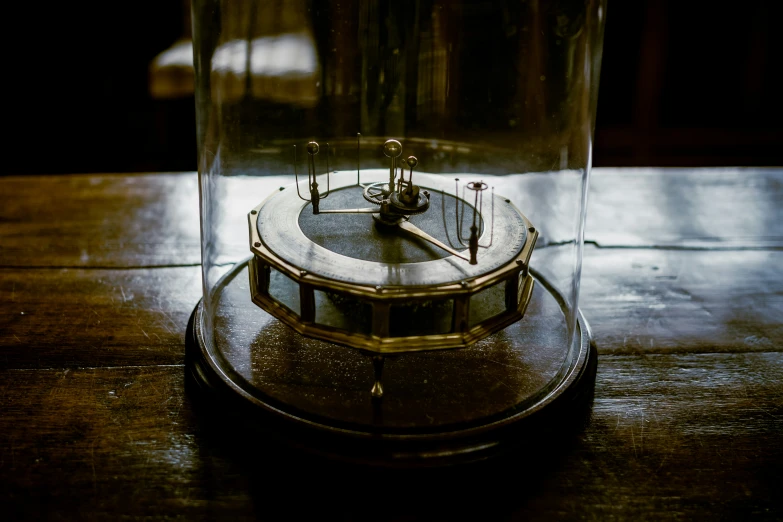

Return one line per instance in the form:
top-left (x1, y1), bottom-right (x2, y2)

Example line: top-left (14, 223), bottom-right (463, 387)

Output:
top-left (0, 173), bottom-right (201, 268)
top-left (2, 353), bottom-right (780, 520)
top-left (586, 168), bottom-right (783, 249)
top-left (2, 249), bottom-right (781, 370)
top-left (1, 169), bottom-right (781, 520)
top-left (2, 169), bottom-right (781, 268)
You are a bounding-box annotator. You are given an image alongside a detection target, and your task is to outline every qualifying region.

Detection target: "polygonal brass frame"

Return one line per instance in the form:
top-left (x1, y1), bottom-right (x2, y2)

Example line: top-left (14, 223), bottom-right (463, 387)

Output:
top-left (247, 202), bottom-right (538, 355)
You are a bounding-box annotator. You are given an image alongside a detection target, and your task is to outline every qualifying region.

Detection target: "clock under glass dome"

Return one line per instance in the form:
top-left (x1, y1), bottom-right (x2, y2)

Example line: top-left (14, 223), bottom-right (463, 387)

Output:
top-left (188, 0), bottom-right (606, 464)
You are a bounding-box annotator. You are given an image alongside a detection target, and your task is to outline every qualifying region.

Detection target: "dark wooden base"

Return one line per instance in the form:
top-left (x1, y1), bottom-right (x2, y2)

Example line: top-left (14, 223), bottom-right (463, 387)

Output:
top-left (186, 279), bottom-right (597, 467)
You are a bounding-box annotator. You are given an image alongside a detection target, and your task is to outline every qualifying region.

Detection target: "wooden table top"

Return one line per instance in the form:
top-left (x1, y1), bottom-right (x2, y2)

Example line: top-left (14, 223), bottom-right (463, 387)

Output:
top-left (1, 168), bottom-right (781, 519)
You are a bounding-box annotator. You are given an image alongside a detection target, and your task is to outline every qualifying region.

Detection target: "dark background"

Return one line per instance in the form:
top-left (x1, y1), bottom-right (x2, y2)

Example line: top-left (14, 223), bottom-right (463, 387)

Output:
top-left (4, 0), bottom-right (781, 175)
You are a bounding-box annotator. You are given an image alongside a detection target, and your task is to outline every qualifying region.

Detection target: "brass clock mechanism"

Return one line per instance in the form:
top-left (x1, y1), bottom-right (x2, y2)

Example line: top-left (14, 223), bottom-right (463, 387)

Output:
top-left (247, 137), bottom-right (538, 397)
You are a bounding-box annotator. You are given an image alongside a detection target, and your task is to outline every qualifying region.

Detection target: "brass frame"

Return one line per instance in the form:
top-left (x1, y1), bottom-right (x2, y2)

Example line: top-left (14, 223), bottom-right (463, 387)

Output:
top-left (247, 195), bottom-right (538, 354)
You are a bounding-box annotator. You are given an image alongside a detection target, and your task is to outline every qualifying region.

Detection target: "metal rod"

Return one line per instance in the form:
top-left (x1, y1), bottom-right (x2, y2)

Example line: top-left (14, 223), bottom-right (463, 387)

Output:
top-left (482, 187), bottom-right (495, 248)
top-left (456, 181), bottom-right (468, 246)
top-left (293, 145), bottom-right (308, 201)
top-left (473, 187), bottom-right (479, 228)
top-left (320, 142), bottom-right (330, 199)
top-left (390, 156), bottom-right (396, 189)
top-left (308, 150), bottom-right (315, 187)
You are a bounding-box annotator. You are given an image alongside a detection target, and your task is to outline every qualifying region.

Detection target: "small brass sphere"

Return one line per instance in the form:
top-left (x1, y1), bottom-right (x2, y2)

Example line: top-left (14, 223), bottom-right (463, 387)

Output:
top-left (382, 139), bottom-right (402, 158)
top-left (405, 156), bottom-right (418, 168)
top-left (307, 141), bottom-right (320, 155)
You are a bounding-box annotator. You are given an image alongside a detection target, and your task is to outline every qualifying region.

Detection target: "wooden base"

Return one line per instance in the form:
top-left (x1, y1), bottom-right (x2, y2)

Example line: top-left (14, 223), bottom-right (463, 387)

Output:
top-left (186, 265), bottom-right (596, 466)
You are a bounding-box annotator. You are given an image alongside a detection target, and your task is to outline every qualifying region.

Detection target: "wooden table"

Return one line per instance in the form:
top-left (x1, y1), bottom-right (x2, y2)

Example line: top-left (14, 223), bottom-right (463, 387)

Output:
top-left (1, 168), bottom-right (781, 519)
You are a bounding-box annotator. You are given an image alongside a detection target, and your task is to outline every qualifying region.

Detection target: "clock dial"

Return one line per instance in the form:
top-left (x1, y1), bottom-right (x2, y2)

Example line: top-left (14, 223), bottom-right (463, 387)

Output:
top-left (256, 170), bottom-right (528, 288)
top-left (298, 184), bottom-right (478, 264)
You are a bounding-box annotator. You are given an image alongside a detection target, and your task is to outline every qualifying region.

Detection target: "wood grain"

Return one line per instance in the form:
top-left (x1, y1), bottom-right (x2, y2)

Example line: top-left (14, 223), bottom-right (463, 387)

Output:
top-left (0, 173), bottom-right (201, 268)
top-left (0, 267), bottom-right (201, 369)
top-left (1, 353), bottom-right (780, 520)
top-left (1, 169), bottom-right (781, 519)
top-left (2, 168), bottom-right (781, 268)
top-left (587, 168), bottom-right (783, 248)
top-left (581, 248), bottom-right (783, 355)
top-left (2, 247), bottom-right (779, 370)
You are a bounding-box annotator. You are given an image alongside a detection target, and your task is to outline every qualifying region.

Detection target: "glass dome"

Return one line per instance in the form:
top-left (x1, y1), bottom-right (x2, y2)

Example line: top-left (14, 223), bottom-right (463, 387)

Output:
top-left (190, 0), bottom-right (606, 463)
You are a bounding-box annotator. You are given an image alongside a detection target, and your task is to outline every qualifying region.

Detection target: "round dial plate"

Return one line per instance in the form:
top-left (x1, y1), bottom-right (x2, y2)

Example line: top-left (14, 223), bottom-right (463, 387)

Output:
top-left (256, 170), bottom-right (528, 287)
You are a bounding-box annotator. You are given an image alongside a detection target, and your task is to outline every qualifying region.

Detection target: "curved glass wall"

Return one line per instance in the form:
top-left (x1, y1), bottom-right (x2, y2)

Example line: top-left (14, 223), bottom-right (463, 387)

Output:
top-left (193, 0), bottom-right (606, 441)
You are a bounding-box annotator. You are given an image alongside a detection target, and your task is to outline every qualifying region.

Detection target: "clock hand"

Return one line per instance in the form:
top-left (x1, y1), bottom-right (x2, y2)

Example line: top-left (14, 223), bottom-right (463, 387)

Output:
top-left (396, 220), bottom-right (471, 262)
top-left (318, 208), bottom-right (380, 214)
